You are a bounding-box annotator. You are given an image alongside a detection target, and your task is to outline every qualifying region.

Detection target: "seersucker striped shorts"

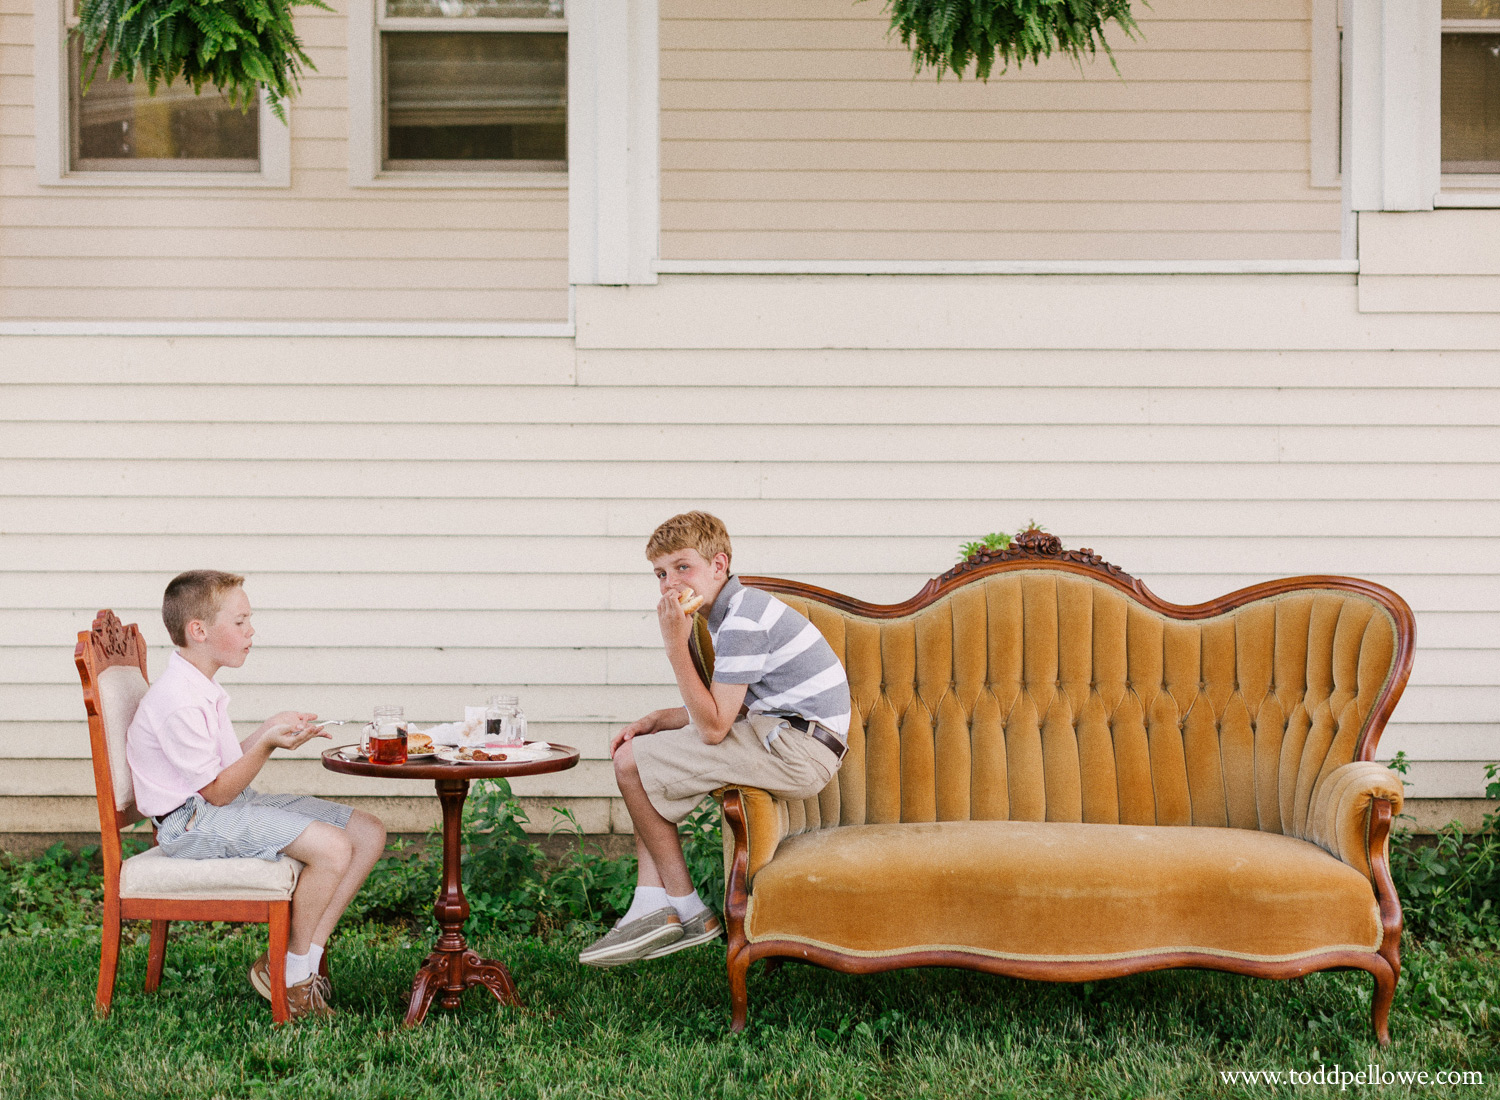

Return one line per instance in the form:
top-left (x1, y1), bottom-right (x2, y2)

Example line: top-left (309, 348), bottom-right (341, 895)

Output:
top-left (152, 787), bottom-right (354, 861)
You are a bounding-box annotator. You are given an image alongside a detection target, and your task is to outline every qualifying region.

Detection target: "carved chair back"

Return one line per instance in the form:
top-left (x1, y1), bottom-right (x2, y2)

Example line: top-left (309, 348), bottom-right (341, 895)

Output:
top-left (74, 611), bottom-right (152, 892)
top-left (741, 539), bottom-right (1415, 845)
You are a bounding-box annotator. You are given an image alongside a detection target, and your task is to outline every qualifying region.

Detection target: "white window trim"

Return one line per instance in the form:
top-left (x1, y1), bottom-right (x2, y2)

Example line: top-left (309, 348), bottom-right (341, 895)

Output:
top-left (1436, 14), bottom-right (1500, 204)
top-left (32, 0), bottom-right (290, 188)
top-left (347, 0), bottom-right (569, 190)
top-left (1344, 0), bottom-right (1442, 212)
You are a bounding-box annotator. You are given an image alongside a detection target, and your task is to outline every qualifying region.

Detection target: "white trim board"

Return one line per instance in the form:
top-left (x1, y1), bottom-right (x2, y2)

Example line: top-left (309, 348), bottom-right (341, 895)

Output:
top-left (568, 0), bottom-right (660, 285)
top-left (0, 322), bottom-right (576, 338)
top-left (653, 261), bottom-right (1362, 276)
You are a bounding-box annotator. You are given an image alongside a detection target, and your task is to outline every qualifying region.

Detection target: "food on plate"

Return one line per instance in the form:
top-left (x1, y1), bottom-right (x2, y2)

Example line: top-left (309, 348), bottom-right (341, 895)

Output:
top-left (406, 731), bottom-right (434, 754)
top-left (457, 747), bottom-right (508, 762)
top-left (676, 586), bottom-right (705, 614)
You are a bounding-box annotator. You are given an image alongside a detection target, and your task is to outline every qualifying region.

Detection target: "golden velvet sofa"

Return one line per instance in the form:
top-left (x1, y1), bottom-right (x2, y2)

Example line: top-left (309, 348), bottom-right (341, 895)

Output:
top-left (709, 536), bottom-right (1413, 1043)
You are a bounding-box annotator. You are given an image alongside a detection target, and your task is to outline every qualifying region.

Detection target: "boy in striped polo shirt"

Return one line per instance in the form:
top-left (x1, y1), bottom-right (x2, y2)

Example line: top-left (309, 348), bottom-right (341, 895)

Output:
top-left (580, 512), bottom-right (850, 968)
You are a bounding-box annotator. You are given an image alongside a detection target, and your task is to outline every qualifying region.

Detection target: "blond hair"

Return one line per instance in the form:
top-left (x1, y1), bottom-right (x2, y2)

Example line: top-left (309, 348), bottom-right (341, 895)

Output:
top-left (162, 570), bottom-right (245, 646)
top-left (645, 511), bottom-right (732, 568)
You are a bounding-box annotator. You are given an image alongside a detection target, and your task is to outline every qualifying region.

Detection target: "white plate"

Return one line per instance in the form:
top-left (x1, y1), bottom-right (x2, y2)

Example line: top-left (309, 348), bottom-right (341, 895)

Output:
top-left (436, 743), bottom-right (553, 765)
top-left (337, 746), bottom-right (438, 762)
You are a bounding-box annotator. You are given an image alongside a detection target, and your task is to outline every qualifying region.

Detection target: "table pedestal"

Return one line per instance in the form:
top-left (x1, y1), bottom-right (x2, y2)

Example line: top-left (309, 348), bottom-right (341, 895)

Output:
top-left (403, 777), bottom-right (522, 1026)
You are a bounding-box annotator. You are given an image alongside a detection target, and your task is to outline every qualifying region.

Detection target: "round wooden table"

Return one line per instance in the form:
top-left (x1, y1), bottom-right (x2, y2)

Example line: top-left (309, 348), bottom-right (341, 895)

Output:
top-left (321, 742), bottom-right (580, 1026)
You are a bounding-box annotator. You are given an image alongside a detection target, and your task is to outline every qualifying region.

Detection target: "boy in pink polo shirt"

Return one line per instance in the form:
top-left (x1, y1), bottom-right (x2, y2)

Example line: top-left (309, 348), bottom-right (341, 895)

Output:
top-left (127, 570), bottom-right (386, 1020)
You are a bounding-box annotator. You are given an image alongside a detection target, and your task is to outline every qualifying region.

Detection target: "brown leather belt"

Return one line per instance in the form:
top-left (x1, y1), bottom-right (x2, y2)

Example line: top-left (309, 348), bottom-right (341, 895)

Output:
top-left (782, 715), bottom-right (847, 761)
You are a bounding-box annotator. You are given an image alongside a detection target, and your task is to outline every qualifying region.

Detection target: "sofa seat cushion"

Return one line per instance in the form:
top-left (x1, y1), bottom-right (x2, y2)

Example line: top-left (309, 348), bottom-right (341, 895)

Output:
top-left (745, 820), bottom-right (1382, 962)
top-left (120, 846), bottom-right (300, 901)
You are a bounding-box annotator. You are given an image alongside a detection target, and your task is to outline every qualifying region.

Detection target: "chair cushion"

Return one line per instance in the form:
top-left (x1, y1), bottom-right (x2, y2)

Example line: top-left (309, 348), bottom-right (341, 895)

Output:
top-left (120, 846), bottom-right (301, 901)
top-left (98, 665), bottom-right (149, 813)
top-left (745, 820), bottom-right (1382, 962)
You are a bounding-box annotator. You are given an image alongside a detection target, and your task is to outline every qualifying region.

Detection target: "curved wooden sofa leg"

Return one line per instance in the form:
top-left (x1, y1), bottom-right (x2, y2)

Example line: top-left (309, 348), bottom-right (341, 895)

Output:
top-left (717, 787), bottom-right (755, 1033)
top-left (1371, 958), bottom-right (1395, 1048)
top-left (728, 946), bottom-right (750, 1033)
top-left (761, 957), bottom-right (783, 976)
top-left (1368, 797), bottom-right (1403, 1049)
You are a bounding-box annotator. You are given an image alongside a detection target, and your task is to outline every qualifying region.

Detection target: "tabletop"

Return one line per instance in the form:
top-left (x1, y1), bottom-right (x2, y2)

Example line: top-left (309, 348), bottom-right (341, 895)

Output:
top-left (320, 743), bottom-right (580, 781)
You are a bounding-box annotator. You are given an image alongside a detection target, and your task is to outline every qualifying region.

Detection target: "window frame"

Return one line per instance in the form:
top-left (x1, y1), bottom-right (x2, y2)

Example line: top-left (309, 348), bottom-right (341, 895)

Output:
top-left (32, 0), bottom-right (291, 188)
top-left (348, 0), bottom-right (569, 188)
top-left (1437, 14), bottom-right (1500, 196)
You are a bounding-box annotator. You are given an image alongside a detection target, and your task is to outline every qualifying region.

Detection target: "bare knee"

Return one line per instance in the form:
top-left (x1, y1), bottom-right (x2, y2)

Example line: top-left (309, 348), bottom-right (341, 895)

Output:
top-left (349, 810), bottom-right (387, 856)
top-left (289, 822), bottom-right (354, 874)
top-left (614, 742), bottom-right (640, 786)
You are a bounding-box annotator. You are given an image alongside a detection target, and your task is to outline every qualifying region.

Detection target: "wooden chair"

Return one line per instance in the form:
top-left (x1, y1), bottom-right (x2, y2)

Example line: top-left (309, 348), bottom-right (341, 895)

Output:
top-left (75, 610), bottom-right (299, 1023)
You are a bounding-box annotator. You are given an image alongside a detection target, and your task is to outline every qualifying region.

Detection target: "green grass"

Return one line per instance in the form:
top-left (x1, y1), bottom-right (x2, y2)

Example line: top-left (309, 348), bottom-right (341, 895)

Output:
top-left (1, 923), bottom-right (1495, 1100)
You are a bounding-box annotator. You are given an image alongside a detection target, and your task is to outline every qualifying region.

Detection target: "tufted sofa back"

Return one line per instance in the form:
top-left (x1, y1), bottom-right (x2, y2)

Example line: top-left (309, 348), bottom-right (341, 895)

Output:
top-left (740, 565), bottom-right (1412, 848)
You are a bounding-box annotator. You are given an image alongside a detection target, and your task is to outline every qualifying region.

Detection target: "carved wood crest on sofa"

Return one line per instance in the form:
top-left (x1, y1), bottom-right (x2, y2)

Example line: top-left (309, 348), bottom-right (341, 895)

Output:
top-left (710, 539), bottom-right (1413, 1044)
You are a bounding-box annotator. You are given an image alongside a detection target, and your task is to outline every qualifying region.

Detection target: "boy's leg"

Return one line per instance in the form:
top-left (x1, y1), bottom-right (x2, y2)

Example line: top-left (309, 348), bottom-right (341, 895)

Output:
top-left (308, 809), bottom-right (387, 944)
top-left (282, 821), bottom-right (354, 955)
top-left (614, 741), bottom-right (693, 896)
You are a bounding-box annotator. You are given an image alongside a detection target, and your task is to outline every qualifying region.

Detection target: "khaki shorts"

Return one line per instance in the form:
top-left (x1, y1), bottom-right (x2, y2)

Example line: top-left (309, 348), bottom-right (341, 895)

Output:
top-left (631, 713), bottom-right (841, 823)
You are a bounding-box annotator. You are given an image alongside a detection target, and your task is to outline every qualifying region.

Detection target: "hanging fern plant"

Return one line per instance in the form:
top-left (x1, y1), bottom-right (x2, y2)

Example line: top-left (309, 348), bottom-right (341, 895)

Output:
top-left (877, 0), bottom-right (1142, 80)
top-left (75, 0), bottom-right (330, 121)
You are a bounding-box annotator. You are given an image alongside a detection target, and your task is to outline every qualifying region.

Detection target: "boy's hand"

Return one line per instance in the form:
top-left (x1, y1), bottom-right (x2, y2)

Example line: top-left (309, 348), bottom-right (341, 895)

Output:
top-left (656, 591), bottom-right (695, 650)
top-left (262, 722), bottom-right (330, 752)
top-left (610, 714), bottom-right (658, 757)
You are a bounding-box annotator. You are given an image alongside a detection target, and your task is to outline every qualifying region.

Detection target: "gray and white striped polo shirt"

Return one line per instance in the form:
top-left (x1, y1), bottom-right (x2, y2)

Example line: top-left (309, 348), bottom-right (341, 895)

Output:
top-left (706, 575), bottom-right (851, 738)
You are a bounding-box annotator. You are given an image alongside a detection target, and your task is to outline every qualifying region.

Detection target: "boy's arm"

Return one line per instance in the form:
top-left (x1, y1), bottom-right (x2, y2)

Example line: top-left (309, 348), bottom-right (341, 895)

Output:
top-left (659, 593), bottom-right (748, 744)
top-left (609, 706), bottom-right (688, 757)
top-left (198, 722), bottom-right (329, 806)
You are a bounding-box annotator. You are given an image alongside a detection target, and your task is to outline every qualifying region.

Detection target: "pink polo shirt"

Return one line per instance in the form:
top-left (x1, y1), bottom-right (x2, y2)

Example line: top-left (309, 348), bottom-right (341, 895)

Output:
top-left (126, 652), bottom-right (244, 817)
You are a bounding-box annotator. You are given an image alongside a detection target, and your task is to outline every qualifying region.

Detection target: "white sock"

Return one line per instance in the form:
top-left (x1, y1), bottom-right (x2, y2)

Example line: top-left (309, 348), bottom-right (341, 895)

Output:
top-left (307, 942), bottom-right (325, 975)
top-left (668, 890), bottom-right (709, 922)
top-left (618, 885), bottom-right (670, 926)
top-left (285, 950), bottom-right (313, 986)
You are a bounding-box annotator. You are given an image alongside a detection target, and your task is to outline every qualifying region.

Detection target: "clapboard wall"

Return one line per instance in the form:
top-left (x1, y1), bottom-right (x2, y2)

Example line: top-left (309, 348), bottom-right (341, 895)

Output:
top-left (0, 2), bottom-right (568, 323)
top-left (3, 268), bottom-right (1499, 837)
top-left (660, 0), bottom-right (1343, 261)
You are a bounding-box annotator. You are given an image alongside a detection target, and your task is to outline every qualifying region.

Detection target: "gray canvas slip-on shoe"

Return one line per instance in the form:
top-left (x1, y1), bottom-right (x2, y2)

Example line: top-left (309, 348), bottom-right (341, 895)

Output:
top-left (641, 909), bottom-right (723, 960)
top-left (578, 907), bottom-right (683, 967)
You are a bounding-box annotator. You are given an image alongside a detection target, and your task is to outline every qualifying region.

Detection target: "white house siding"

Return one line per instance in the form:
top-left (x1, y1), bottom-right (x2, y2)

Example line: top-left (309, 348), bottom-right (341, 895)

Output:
top-left (659, 0), bottom-right (1343, 262)
top-left (3, 267), bottom-right (1499, 836)
top-left (0, 3), bottom-right (568, 322)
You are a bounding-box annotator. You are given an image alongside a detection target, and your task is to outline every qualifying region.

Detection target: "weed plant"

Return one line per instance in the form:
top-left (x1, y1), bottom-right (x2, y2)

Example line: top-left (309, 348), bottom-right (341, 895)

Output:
top-left (341, 779), bottom-right (724, 937)
top-left (1388, 754), bottom-right (1500, 948)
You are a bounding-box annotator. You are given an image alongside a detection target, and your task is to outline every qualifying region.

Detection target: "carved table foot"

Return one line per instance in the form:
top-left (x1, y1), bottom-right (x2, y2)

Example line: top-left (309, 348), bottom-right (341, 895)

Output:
top-left (404, 948), bottom-right (523, 1027)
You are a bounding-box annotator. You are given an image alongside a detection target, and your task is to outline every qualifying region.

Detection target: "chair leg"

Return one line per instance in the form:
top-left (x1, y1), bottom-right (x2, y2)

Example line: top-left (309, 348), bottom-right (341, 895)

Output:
top-left (145, 920), bottom-right (170, 993)
top-left (728, 946), bottom-right (750, 1032)
top-left (96, 894), bottom-right (122, 1017)
top-left (268, 903), bottom-right (290, 1025)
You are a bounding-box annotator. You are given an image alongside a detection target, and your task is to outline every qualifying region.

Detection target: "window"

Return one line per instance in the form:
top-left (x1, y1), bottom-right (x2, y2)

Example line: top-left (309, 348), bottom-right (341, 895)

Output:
top-left (1442, 0), bottom-right (1500, 176)
top-left (356, 0), bottom-right (566, 179)
top-left (69, 45), bottom-right (259, 172)
top-left (33, 0), bottom-right (290, 186)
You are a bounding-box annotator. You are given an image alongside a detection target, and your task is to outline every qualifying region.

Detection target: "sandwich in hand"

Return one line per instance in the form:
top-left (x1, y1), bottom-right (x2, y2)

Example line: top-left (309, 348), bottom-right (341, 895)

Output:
top-left (676, 586), bottom-right (705, 614)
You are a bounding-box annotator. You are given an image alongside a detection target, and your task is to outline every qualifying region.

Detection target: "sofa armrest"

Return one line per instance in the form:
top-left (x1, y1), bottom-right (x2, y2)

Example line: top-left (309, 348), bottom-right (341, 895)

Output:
top-left (713, 785), bottom-right (789, 885)
top-left (1301, 761), bottom-right (1405, 878)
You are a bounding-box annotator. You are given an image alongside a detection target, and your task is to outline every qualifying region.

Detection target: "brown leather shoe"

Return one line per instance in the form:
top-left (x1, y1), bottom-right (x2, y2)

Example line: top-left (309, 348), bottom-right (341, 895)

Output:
top-left (286, 975), bottom-right (335, 1020)
top-left (249, 952), bottom-right (272, 1001)
top-left (251, 953), bottom-right (332, 1004)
